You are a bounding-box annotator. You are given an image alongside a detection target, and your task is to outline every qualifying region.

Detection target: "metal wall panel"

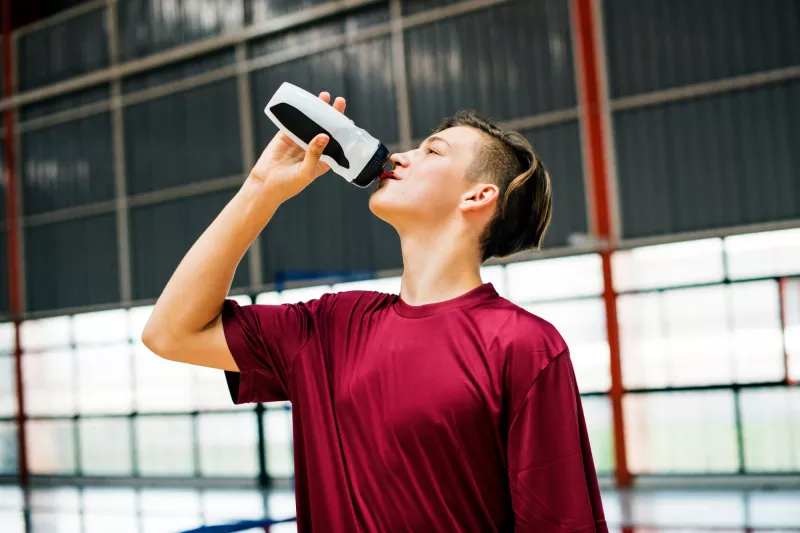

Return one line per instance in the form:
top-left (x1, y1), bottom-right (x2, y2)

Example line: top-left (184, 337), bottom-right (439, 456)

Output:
top-left (21, 113), bottom-right (116, 216)
top-left (404, 0), bottom-right (576, 139)
top-left (250, 37), bottom-right (399, 146)
top-left (603, 0), bottom-right (800, 98)
top-left (615, 80), bottom-right (800, 239)
top-left (522, 120), bottom-right (588, 248)
top-left (129, 189), bottom-right (250, 300)
top-left (247, 2), bottom-right (389, 59)
top-left (124, 80), bottom-right (242, 195)
top-left (18, 8), bottom-right (109, 91)
top-left (402, 0), bottom-right (465, 16)
top-left (122, 48), bottom-right (236, 94)
top-left (117, 0), bottom-right (246, 61)
top-left (25, 214), bottom-right (120, 312)
top-left (246, 0), bottom-right (337, 25)
top-left (20, 85), bottom-right (110, 123)
top-left (261, 175), bottom-right (401, 284)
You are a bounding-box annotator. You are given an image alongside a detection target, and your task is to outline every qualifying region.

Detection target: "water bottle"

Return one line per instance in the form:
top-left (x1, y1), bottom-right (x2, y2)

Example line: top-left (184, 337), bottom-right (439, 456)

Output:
top-left (264, 82), bottom-right (391, 187)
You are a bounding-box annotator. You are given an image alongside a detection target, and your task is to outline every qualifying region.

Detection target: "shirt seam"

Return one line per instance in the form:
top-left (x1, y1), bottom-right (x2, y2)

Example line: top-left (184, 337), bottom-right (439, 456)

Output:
top-left (506, 347), bottom-right (569, 435)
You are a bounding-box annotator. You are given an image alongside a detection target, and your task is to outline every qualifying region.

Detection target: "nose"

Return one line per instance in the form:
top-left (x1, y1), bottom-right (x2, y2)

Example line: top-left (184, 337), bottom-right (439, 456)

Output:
top-left (389, 151), bottom-right (410, 169)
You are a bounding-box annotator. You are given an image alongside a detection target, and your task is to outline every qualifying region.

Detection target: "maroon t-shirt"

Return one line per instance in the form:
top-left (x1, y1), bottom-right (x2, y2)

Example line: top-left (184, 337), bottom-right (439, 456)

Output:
top-left (222, 283), bottom-right (607, 532)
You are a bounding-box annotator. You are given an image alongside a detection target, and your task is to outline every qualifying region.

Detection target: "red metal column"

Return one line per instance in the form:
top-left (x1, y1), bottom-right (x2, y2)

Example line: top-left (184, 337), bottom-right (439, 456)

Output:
top-left (571, 0), bottom-right (631, 487)
top-left (2, 0), bottom-right (28, 487)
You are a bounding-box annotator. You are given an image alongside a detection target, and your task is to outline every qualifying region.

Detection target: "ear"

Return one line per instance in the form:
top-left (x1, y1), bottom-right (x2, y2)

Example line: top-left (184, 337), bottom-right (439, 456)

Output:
top-left (460, 183), bottom-right (499, 213)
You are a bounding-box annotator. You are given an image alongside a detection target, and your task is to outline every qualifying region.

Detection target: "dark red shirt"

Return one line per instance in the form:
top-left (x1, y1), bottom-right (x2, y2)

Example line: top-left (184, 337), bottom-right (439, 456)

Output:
top-left (222, 283), bottom-right (607, 532)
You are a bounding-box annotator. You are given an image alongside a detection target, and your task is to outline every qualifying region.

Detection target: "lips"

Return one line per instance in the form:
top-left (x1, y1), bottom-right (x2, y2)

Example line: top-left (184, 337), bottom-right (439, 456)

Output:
top-left (380, 171), bottom-right (400, 181)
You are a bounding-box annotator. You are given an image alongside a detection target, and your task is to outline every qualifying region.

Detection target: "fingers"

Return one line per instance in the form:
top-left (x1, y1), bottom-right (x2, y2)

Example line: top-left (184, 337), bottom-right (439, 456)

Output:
top-left (318, 91), bottom-right (330, 104)
top-left (333, 96), bottom-right (346, 114)
top-left (298, 134), bottom-right (329, 181)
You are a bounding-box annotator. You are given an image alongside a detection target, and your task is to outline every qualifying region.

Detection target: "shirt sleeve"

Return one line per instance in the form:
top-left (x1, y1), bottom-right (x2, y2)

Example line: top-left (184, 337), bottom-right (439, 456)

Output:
top-left (221, 296), bottom-right (326, 404)
top-left (506, 350), bottom-right (608, 532)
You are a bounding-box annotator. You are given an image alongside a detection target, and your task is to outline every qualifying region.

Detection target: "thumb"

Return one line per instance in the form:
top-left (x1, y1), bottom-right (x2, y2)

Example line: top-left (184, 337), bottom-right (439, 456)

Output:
top-left (298, 134), bottom-right (329, 180)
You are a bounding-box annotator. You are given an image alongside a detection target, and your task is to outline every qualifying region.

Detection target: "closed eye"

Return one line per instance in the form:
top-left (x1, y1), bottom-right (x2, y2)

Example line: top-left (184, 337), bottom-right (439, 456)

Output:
top-left (426, 148), bottom-right (441, 156)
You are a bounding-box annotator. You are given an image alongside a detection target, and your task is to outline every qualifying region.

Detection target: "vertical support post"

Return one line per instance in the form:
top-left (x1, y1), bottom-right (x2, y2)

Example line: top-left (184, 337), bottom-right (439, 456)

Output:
top-left (237, 43), bottom-right (263, 291)
top-left (255, 402), bottom-right (268, 486)
top-left (389, 0), bottom-right (412, 151)
top-left (2, 0), bottom-right (28, 489)
top-left (571, 0), bottom-right (630, 488)
top-left (107, 0), bottom-right (132, 304)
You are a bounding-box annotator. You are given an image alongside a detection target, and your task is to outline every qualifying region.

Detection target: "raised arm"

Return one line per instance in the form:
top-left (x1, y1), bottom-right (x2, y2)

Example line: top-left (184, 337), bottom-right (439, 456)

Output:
top-left (141, 93), bottom-right (346, 371)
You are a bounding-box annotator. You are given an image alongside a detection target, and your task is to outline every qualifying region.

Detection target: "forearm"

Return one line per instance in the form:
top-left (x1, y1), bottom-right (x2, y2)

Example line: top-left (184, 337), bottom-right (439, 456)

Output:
top-left (143, 176), bottom-right (280, 343)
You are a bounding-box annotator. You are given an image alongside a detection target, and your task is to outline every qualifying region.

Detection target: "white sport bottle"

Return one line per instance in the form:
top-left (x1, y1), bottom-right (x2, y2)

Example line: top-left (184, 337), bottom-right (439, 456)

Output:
top-left (264, 82), bottom-right (391, 187)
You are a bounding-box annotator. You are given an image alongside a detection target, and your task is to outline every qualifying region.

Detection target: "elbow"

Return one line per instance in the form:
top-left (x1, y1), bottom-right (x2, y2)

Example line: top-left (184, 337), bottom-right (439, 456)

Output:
top-left (141, 319), bottom-right (177, 361)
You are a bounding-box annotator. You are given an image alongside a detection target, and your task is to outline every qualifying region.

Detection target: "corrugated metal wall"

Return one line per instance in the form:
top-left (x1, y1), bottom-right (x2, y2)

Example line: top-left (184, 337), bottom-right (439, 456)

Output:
top-left (605, 0), bottom-right (800, 238)
top-left (7, 0), bottom-right (800, 314)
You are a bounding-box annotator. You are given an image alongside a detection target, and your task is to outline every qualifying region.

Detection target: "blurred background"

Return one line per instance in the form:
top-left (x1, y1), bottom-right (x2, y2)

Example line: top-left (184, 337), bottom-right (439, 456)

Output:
top-left (0, 0), bottom-right (799, 531)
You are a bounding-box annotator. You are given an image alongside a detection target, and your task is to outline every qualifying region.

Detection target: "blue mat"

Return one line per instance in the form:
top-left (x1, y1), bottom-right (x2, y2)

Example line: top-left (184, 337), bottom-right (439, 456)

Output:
top-left (179, 516), bottom-right (296, 533)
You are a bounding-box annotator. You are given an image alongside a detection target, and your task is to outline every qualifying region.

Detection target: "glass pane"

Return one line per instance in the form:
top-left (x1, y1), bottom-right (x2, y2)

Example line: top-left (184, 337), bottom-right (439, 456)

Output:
top-left (613, 238), bottom-right (724, 291)
top-left (193, 366), bottom-right (249, 411)
top-left (0, 355), bottom-right (16, 416)
top-left (140, 489), bottom-right (202, 533)
top-left (27, 419), bottom-right (76, 474)
top-left (278, 285), bottom-right (331, 304)
top-left (255, 291), bottom-right (280, 305)
top-left (264, 404), bottom-right (293, 478)
top-left (581, 396), bottom-right (614, 474)
top-left (79, 418), bottom-right (133, 475)
top-left (619, 282), bottom-right (784, 389)
top-left (73, 309), bottom-right (129, 345)
top-left (525, 299), bottom-right (610, 393)
top-left (748, 490), bottom-right (800, 529)
top-left (228, 294), bottom-right (252, 306)
top-left (202, 490), bottom-right (265, 524)
top-left (30, 510), bottom-right (81, 533)
top-left (481, 265), bottom-right (507, 298)
top-left (740, 388), bottom-right (800, 472)
top-left (136, 416), bottom-right (195, 476)
top-left (0, 421), bottom-right (18, 475)
top-left (129, 305), bottom-right (155, 342)
top-left (83, 488), bottom-right (138, 533)
top-left (29, 488), bottom-right (81, 533)
top-left (76, 344), bottom-right (134, 414)
top-left (624, 391), bottom-right (739, 473)
top-left (506, 254), bottom-right (603, 302)
top-left (332, 276), bottom-right (402, 294)
top-left (784, 278), bottom-right (800, 382)
top-left (197, 412), bottom-right (259, 477)
top-left (0, 322), bottom-right (14, 353)
top-left (134, 344), bottom-right (194, 413)
top-left (726, 228), bottom-right (800, 280)
top-left (23, 349), bottom-right (75, 416)
top-left (20, 316), bottom-right (71, 352)
top-left (268, 490), bottom-right (297, 521)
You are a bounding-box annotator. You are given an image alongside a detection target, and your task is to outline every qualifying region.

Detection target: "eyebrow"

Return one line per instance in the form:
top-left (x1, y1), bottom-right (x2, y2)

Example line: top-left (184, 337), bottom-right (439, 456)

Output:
top-left (423, 135), bottom-right (451, 148)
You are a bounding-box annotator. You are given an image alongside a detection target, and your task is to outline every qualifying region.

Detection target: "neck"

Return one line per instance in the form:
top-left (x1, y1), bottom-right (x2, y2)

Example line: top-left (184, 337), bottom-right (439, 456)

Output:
top-left (397, 225), bottom-right (484, 306)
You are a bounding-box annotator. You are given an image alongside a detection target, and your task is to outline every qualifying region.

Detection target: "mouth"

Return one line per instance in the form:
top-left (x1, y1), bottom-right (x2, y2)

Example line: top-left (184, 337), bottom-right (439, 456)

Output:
top-left (380, 171), bottom-right (401, 181)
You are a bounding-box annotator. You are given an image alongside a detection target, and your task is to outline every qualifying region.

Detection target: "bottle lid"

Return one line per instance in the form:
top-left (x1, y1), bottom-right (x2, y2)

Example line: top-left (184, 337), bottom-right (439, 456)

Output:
top-left (352, 143), bottom-right (391, 188)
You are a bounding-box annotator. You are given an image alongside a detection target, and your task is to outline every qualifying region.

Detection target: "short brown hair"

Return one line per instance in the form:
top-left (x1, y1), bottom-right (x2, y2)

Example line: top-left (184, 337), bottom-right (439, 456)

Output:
top-left (433, 110), bottom-right (553, 262)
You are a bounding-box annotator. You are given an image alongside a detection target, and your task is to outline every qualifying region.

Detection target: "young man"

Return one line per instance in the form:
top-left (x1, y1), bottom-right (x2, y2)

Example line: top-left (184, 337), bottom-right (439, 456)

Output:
top-left (143, 92), bottom-right (608, 532)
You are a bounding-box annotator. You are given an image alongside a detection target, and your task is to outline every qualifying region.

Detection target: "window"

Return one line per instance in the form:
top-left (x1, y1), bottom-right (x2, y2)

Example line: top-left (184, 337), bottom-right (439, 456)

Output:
top-left (264, 404), bottom-right (293, 478)
top-left (276, 285), bottom-right (332, 304)
top-left (725, 228), bottom-right (800, 280)
top-left (82, 488), bottom-right (138, 533)
top-left (23, 350), bottom-right (76, 416)
top-left (624, 391), bottom-right (739, 473)
top-left (506, 254), bottom-right (603, 302)
top-left (0, 322), bottom-right (14, 353)
top-left (0, 355), bottom-right (16, 416)
top-left (525, 299), bottom-right (610, 393)
top-left (79, 418), bottom-right (133, 475)
top-left (332, 276), bottom-right (402, 294)
top-left (136, 416), bottom-right (195, 476)
top-left (73, 309), bottom-right (129, 345)
top-left (613, 239), bottom-right (724, 292)
top-left (20, 316), bottom-right (71, 352)
top-left (0, 421), bottom-right (17, 475)
top-left (739, 387), bottom-right (800, 472)
top-left (134, 343), bottom-right (194, 413)
top-left (783, 278), bottom-right (800, 382)
top-left (76, 345), bottom-right (134, 415)
top-left (581, 396), bottom-right (614, 474)
top-left (27, 419), bottom-right (76, 474)
top-left (619, 281), bottom-right (784, 389)
top-left (201, 490), bottom-right (266, 524)
top-left (480, 265), bottom-right (507, 297)
top-left (139, 489), bottom-right (202, 533)
top-left (197, 412), bottom-right (259, 477)
top-left (193, 365), bottom-right (249, 411)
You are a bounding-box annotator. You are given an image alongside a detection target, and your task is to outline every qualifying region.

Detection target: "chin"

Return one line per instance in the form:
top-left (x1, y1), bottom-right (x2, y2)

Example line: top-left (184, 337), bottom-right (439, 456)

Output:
top-left (368, 188), bottom-right (410, 226)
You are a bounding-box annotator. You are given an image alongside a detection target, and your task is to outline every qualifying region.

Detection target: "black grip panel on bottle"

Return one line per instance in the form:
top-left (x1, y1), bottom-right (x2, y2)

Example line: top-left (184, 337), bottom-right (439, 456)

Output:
top-left (269, 102), bottom-right (350, 169)
top-left (352, 143), bottom-right (390, 188)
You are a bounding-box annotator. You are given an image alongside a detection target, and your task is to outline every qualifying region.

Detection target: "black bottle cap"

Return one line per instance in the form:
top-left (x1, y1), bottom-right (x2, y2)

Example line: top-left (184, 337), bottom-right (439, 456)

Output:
top-left (352, 142), bottom-right (391, 188)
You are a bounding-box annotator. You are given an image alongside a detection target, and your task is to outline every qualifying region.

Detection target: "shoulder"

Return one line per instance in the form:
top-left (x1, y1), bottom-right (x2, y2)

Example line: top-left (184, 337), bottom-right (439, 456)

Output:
top-left (316, 289), bottom-right (397, 316)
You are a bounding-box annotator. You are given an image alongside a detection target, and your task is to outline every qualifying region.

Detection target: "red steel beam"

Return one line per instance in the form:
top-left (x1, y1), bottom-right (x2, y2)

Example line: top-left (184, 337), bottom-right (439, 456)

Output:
top-left (2, 0), bottom-right (28, 487)
top-left (571, 0), bottom-right (631, 487)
